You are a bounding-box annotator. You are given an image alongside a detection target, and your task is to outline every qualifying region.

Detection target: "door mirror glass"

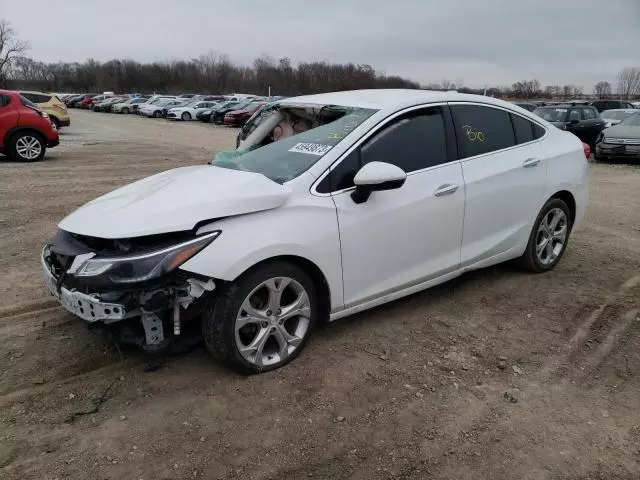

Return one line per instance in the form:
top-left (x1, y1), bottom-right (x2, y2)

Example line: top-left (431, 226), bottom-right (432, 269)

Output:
top-left (351, 161), bottom-right (406, 204)
top-left (569, 118), bottom-right (580, 125)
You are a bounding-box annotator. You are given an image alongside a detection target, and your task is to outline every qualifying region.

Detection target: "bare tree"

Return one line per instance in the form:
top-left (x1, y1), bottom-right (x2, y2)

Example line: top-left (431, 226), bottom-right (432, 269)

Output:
top-left (617, 67), bottom-right (640, 99)
top-left (0, 20), bottom-right (29, 84)
top-left (593, 81), bottom-right (612, 98)
top-left (439, 79), bottom-right (454, 90)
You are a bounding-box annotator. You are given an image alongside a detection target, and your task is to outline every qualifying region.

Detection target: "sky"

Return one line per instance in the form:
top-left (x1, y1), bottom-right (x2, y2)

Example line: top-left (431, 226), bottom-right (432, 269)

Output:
top-left (2, 0), bottom-right (640, 90)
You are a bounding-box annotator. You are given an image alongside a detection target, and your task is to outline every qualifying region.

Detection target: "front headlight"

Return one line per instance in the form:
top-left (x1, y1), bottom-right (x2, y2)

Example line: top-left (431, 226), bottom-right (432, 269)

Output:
top-left (74, 231), bottom-right (220, 284)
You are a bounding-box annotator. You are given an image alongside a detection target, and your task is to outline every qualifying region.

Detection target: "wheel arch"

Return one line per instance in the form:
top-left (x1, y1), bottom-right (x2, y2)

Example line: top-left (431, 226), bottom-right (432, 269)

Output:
top-left (5, 127), bottom-right (46, 147)
top-left (549, 190), bottom-right (576, 225)
top-left (228, 255), bottom-right (332, 323)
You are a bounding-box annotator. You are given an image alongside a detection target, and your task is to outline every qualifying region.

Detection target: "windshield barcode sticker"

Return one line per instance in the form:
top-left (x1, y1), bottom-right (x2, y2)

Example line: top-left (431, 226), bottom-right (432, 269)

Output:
top-left (289, 142), bottom-right (333, 156)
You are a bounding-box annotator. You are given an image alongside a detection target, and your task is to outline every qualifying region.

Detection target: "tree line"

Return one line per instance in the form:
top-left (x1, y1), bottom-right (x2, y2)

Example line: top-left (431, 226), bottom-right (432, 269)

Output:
top-left (2, 53), bottom-right (420, 96)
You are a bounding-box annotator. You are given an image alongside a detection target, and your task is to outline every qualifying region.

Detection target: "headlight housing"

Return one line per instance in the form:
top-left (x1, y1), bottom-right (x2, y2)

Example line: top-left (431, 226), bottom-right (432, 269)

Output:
top-left (73, 231), bottom-right (220, 284)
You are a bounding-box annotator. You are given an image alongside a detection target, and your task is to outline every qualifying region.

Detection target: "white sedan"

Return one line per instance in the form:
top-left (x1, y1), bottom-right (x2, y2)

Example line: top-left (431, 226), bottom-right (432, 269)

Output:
top-left (42, 90), bottom-right (588, 374)
top-left (167, 100), bottom-right (221, 121)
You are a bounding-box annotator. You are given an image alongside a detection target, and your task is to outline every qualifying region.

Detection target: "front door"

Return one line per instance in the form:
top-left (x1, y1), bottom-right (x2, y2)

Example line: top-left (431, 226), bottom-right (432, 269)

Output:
top-left (330, 106), bottom-right (465, 308)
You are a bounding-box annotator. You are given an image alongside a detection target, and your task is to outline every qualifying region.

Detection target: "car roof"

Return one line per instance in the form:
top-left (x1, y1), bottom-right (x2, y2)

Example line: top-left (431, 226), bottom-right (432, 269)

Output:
top-left (602, 108), bottom-right (636, 113)
top-left (278, 89), bottom-right (519, 111)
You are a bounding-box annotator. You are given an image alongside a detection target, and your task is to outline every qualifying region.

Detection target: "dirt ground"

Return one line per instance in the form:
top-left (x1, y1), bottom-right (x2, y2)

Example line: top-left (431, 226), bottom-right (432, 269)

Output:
top-left (1, 110), bottom-right (639, 480)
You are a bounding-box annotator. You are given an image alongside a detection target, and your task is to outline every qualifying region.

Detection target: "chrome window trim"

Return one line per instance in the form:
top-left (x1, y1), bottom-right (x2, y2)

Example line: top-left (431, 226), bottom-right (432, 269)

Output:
top-left (311, 100), bottom-right (550, 196)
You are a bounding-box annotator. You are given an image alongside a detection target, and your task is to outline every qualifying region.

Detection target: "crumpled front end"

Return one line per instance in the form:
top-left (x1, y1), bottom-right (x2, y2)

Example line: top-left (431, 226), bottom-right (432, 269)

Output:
top-left (41, 229), bottom-right (218, 351)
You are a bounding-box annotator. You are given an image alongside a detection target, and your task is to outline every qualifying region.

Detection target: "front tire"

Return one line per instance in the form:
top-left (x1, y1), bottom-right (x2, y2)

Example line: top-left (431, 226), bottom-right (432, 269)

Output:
top-left (519, 198), bottom-right (572, 272)
top-left (153, 110), bottom-right (162, 118)
top-left (202, 261), bottom-right (318, 375)
top-left (9, 132), bottom-right (46, 162)
top-left (121, 107), bottom-right (130, 114)
top-left (181, 112), bottom-right (191, 121)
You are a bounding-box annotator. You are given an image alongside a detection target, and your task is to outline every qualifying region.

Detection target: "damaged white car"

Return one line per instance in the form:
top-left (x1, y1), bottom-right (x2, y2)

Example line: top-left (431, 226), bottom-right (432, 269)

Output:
top-left (43, 90), bottom-right (589, 374)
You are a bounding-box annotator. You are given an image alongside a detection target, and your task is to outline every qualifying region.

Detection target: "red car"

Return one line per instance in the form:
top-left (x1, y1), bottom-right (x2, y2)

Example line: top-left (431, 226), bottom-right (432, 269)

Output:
top-left (223, 102), bottom-right (266, 127)
top-left (0, 89), bottom-right (60, 162)
top-left (80, 94), bottom-right (110, 109)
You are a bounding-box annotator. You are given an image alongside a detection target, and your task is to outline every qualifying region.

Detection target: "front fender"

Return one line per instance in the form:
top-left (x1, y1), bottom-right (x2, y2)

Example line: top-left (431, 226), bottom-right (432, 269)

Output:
top-left (179, 200), bottom-right (344, 310)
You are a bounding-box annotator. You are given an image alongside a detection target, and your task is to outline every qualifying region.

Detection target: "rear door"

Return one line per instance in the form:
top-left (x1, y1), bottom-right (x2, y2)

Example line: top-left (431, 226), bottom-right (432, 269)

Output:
top-left (579, 107), bottom-right (605, 145)
top-left (449, 103), bottom-right (548, 266)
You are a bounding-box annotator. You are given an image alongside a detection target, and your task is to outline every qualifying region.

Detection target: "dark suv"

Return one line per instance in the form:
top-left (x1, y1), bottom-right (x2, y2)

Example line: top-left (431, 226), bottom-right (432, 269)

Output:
top-left (591, 100), bottom-right (635, 113)
top-left (533, 104), bottom-right (605, 148)
top-left (0, 90), bottom-right (60, 161)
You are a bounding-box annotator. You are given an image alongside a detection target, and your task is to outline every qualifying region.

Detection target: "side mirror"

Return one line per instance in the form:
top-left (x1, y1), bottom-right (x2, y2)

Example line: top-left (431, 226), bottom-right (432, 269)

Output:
top-left (569, 119), bottom-right (580, 125)
top-left (351, 161), bottom-right (407, 204)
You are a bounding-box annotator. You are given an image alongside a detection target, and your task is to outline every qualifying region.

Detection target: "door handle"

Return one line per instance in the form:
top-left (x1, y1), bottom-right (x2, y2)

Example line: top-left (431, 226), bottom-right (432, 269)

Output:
top-left (434, 183), bottom-right (459, 197)
top-left (522, 157), bottom-right (541, 168)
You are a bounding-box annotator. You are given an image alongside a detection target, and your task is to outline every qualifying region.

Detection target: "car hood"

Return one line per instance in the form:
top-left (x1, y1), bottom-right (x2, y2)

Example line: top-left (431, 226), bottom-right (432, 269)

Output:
top-left (58, 165), bottom-right (292, 239)
top-left (603, 125), bottom-right (640, 139)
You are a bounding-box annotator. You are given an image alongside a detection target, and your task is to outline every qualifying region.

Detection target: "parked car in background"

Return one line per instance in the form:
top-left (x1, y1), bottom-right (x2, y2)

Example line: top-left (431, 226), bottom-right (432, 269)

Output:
top-left (73, 94), bottom-right (101, 108)
top-left (533, 104), bottom-right (605, 148)
top-left (41, 90), bottom-right (588, 373)
top-left (203, 95), bottom-right (225, 101)
top-left (80, 94), bottom-right (111, 109)
top-left (95, 97), bottom-right (129, 112)
top-left (590, 99), bottom-right (635, 113)
top-left (595, 111), bottom-right (640, 161)
top-left (632, 102), bottom-right (640, 109)
top-left (167, 100), bottom-right (220, 121)
top-left (211, 101), bottom-right (253, 124)
top-left (19, 91), bottom-right (71, 128)
top-left (139, 98), bottom-right (176, 118)
top-left (223, 101), bottom-right (267, 126)
top-left (600, 109), bottom-right (637, 128)
top-left (512, 102), bottom-right (537, 112)
top-left (112, 97), bottom-right (148, 114)
top-left (136, 95), bottom-right (177, 114)
top-left (0, 90), bottom-right (59, 161)
top-left (159, 99), bottom-right (192, 118)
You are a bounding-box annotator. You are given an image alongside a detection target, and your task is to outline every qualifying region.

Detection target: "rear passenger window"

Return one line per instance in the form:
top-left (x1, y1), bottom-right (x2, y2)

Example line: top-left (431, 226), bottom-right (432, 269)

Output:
top-left (582, 108), bottom-right (596, 120)
top-left (0, 95), bottom-right (10, 107)
top-left (510, 114), bottom-right (534, 144)
top-left (451, 105), bottom-right (516, 158)
top-left (569, 109), bottom-right (581, 121)
top-left (532, 123), bottom-right (546, 140)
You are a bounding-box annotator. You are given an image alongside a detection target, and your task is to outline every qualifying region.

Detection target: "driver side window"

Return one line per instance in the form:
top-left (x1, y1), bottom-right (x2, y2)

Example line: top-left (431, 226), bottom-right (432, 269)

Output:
top-left (569, 109), bottom-right (582, 121)
top-left (317, 107), bottom-right (448, 193)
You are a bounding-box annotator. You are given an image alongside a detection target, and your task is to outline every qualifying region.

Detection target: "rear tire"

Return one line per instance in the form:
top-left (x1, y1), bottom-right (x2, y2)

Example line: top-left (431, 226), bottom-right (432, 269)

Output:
top-left (50, 116), bottom-right (61, 129)
top-left (202, 261), bottom-right (318, 375)
top-left (9, 131), bottom-right (46, 162)
top-left (518, 198), bottom-right (572, 273)
top-left (122, 107), bottom-right (130, 114)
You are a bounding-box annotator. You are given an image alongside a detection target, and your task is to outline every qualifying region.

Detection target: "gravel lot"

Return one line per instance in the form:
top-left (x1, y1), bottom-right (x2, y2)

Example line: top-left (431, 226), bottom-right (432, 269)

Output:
top-left (1, 110), bottom-right (639, 480)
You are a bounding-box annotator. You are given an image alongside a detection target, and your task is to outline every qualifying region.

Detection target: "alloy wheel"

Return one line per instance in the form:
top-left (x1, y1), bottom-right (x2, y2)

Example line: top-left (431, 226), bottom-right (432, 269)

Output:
top-left (15, 136), bottom-right (42, 160)
top-left (535, 208), bottom-right (568, 266)
top-left (235, 277), bottom-right (311, 367)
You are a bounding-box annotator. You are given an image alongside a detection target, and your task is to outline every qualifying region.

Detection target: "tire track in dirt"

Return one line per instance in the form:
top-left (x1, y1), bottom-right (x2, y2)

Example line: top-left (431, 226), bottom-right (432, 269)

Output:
top-left (395, 274), bottom-right (640, 479)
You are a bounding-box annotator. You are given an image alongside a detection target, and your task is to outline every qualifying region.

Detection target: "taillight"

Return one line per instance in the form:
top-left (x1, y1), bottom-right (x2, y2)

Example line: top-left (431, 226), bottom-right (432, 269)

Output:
top-left (582, 142), bottom-right (591, 159)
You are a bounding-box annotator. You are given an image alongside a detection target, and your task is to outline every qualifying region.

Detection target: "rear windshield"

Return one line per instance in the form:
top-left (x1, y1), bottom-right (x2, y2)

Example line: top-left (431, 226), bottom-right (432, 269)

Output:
top-left (211, 105), bottom-right (377, 184)
top-left (533, 107), bottom-right (569, 122)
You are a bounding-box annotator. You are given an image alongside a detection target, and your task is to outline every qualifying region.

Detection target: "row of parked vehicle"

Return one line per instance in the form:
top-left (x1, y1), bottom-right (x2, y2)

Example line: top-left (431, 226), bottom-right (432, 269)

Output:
top-left (511, 100), bottom-right (640, 162)
top-left (58, 92), bottom-right (281, 128)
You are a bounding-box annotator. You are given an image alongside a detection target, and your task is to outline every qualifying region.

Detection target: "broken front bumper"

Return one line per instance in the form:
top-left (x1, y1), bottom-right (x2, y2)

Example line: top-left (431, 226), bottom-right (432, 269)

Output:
top-left (41, 254), bottom-right (128, 323)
